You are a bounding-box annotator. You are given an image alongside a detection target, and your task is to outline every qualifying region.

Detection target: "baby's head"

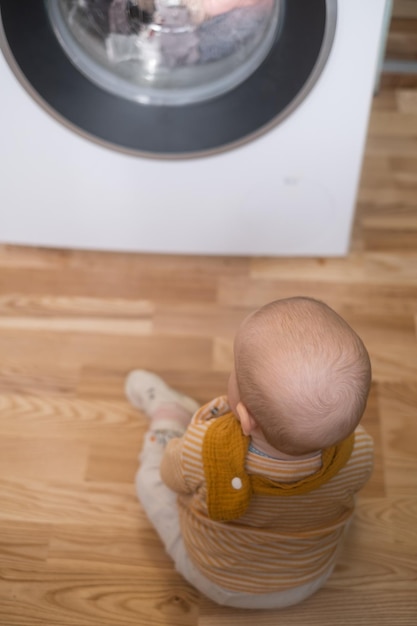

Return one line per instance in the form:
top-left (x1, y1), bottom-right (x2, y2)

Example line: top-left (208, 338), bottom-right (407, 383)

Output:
top-left (229, 297), bottom-right (371, 455)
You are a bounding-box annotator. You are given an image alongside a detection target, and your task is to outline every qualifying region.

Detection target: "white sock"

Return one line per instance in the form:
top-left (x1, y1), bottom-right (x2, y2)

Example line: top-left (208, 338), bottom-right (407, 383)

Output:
top-left (125, 370), bottom-right (200, 430)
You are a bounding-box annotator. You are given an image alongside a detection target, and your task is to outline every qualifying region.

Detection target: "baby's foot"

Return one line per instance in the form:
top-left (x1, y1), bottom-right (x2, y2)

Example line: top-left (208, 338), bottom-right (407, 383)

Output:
top-left (125, 370), bottom-right (199, 430)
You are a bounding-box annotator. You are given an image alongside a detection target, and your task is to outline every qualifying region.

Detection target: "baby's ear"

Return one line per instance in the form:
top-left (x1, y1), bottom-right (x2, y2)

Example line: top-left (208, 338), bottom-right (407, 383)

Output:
top-left (235, 402), bottom-right (258, 436)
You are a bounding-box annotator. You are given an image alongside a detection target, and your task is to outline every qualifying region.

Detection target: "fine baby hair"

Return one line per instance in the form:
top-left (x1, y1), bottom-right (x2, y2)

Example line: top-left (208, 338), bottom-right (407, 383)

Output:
top-left (233, 297), bottom-right (372, 455)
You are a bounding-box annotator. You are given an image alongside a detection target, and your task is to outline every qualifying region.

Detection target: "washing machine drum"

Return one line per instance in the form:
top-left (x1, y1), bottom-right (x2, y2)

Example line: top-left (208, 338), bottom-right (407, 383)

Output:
top-left (0, 0), bottom-right (336, 157)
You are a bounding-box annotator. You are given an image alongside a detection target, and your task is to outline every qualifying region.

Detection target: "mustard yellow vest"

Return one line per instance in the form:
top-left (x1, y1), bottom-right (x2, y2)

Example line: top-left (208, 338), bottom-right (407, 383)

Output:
top-left (202, 412), bottom-right (355, 522)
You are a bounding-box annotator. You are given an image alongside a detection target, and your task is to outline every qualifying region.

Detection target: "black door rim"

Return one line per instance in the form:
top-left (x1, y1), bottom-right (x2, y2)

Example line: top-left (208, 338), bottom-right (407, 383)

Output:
top-left (0, 0), bottom-right (337, 159)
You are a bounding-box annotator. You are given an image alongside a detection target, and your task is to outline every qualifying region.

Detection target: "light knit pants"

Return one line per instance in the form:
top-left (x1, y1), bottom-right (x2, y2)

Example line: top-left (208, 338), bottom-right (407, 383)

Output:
top-left (136, 430), bottom-right (334, 609)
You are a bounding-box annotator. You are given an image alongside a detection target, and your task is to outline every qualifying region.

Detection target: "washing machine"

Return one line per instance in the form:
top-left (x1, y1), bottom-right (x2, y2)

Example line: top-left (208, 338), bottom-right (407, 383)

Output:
top-left (0, 0), bottom-right (389, 256)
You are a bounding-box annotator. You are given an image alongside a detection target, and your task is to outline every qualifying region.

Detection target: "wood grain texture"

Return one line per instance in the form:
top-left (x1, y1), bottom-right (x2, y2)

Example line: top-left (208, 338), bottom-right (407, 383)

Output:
top-left (1, 17), bottom-right (417, 626)
top-left (198, 591), bottom-right (417, 626)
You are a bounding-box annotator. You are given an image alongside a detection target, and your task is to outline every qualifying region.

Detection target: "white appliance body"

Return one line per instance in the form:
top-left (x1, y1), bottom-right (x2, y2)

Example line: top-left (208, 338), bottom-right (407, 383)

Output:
top-left (0, 0), bottom-right (388, 256)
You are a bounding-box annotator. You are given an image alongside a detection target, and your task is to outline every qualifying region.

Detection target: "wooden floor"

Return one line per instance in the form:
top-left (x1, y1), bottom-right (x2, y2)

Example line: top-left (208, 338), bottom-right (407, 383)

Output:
top-left (1, 31), bottom-right (417, 626)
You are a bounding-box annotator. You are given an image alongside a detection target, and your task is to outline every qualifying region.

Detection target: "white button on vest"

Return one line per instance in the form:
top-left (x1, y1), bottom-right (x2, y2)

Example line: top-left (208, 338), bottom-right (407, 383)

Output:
top-left (231, 477), bottom-right (243, 490)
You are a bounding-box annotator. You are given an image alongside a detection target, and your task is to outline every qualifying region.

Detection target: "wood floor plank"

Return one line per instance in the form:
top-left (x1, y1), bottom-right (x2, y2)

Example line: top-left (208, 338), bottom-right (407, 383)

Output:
top-left (218, 276), bottom-right (417, 316)
top-left (0, 330), bottom-right (214, 372)
top-left (0, 393), bottom-right (142, 445)
top-left (0, 478), bottom-right (141, 528)
top-left (0, 294), bottom-right (154, 318)
top-left (0, 569), bottom-right (198, 626)
top-left (359, 385), bottom-right (385, 498)
top-left (397, 89), bottom-right (417, 113)
top-left (198, 591), bottom-right (417, 626)
top-left (153, 303), bottom-right (249, 340)
top-left (0, 366), bottom-right (79, 397)
top-left (1, 30), bottom-right (417, 626)
top-left (378, 383), bottom-right (417, 496)
top-left (0, 523), bottom-right (199, 626)
top-left (0, 437), bottom-right (89, 482)
top-left (248, 253), bottom-right (417, 285)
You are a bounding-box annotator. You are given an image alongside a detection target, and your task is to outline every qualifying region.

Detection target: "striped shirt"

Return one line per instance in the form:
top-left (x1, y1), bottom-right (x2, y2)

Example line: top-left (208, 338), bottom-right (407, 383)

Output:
top-left (160, 396), bottom-right (374, 594)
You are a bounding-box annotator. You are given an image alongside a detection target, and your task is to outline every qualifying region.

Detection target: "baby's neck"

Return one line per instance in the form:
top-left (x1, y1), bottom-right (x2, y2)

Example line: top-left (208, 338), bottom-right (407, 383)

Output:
top-left (249, 430), bottom-right (321, 461)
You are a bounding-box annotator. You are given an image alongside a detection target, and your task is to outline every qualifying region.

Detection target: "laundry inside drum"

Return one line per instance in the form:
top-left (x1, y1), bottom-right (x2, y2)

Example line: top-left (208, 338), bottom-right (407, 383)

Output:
top-left (46, 0), bottom-right (282, 105)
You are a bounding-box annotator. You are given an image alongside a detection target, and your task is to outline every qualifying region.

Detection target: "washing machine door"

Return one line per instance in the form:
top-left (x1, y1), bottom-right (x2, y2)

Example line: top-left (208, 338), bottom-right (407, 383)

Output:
top-left (0, 0), bottom-right (336, 157)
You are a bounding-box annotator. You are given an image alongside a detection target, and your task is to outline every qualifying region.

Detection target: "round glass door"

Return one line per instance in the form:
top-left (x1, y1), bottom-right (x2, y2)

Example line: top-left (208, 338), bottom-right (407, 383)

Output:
top-left (0, 0), bottom-right (337, 157)
top-left (47, 0), bottom-right (282, 105)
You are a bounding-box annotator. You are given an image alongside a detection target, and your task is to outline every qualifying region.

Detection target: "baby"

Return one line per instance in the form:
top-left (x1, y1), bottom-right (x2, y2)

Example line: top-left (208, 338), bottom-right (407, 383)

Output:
top-left (126, 297), bottom-right (373, 609)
